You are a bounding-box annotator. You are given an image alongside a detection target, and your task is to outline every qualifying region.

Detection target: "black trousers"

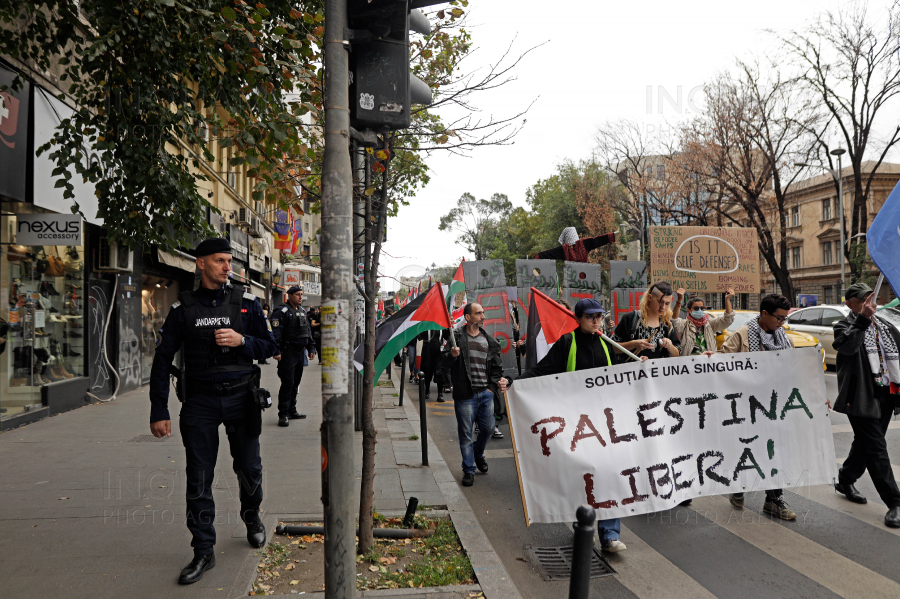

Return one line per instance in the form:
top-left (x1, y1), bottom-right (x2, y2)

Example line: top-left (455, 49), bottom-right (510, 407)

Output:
top-left (277, 345), bottom-right (306, 418)
top-left (840, 393), bottom-right (900, 509)
top-left (179, 390), bottom-right (263, 555)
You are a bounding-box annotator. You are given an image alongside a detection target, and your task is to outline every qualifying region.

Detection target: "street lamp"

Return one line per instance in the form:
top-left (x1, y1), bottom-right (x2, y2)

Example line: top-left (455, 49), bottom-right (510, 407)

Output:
top-left (795, 148), bottom-right (847, 289)
top-left (272, 267), bottom-right (282, 287)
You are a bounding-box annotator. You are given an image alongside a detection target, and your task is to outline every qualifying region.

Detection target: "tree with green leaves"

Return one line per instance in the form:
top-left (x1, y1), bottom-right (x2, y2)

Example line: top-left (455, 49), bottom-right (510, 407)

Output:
top-left (438, 192), bottom-right (513, 260)
top-left (1, 0), bottom-right (324, 249)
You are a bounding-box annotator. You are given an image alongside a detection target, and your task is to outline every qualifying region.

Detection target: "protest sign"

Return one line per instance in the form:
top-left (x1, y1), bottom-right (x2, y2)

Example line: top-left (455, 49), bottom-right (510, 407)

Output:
top-left (610, 288), bottom-right (644, 325)
top-left (650, 226), bottom-right (760, 293)
top-left (464, 260), bottom-right (517, 376)
top-left (562, 262), bottom-right (603, 309)
top-left (506, 348), bottom-right (836, 523)
top-left (515, 259), bottom-right (557, 313)
top-left (610, 261), bottom-right (647, 290)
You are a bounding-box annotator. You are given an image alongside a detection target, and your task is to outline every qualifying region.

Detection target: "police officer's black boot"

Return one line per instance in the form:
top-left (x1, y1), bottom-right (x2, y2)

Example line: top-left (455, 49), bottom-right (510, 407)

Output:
top-left (245, 513), bottom-right (267, 548)
top-left (288, 411), bottom-right (306, 420)
top-left (278, 416), bottom-right (289, 427)
top-left (178, 553), bottom-right (216, 585)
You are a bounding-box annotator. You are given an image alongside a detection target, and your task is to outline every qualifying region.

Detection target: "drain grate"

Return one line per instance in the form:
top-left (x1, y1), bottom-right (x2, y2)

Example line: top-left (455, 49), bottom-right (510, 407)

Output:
top-left (524, 545), bottom-right (616, 581)
top-left (128, 435), bottom-right (168, 442)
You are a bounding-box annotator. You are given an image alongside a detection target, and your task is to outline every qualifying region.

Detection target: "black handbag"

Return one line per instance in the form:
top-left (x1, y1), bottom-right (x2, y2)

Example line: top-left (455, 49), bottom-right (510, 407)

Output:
top-left (36, 251), bottom-right (50, 274)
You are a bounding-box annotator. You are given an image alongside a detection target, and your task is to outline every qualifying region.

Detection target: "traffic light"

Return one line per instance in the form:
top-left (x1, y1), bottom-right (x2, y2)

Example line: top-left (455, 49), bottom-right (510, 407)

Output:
top-left (347, 0), bottom-right (443, 131)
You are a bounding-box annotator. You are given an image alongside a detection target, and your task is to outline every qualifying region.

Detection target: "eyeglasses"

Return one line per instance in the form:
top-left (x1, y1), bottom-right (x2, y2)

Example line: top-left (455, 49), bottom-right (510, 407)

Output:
top-left (764, 311), bottom-right (787, 323)
top-left (581, 313), bottom-right (604, 321)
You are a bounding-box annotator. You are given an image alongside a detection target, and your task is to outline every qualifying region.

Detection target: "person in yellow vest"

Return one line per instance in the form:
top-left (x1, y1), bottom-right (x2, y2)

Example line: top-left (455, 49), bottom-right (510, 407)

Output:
top-left (501, 298), bottom-right (646, 553)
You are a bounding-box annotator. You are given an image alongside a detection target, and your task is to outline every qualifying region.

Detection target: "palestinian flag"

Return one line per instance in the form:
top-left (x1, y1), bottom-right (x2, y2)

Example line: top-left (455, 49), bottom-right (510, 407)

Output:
top-left (354, 283), bottom-right (452, 384)
top-left (525, 287), bottom-right (577, 371)
top-left (447, 261), bottom-right (465, 312)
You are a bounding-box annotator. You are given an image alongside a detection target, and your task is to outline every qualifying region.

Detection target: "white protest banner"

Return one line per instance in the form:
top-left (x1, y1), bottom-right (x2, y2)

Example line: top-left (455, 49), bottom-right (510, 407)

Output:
top-left (506, 348), bottom-right (836, 523)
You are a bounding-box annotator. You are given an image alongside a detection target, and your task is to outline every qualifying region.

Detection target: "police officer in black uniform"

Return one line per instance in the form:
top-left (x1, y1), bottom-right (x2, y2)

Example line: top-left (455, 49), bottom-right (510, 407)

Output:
top-left (149, 238), bottom-right (277, 585)
top-left (269, 285), bottom-right (316, 427)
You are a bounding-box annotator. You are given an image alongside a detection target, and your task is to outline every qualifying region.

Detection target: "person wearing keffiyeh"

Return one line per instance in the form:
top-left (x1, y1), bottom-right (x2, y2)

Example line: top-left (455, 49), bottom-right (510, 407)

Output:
top-left (718, 294), bottom-right (798, 520)
top-left (832, 282), bottom-right (900, 528)
top-left (673, 288), bottom-right (736, 356)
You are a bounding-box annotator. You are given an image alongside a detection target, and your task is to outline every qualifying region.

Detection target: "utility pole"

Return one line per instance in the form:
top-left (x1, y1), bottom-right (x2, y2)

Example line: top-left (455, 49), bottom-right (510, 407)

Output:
top-left (320, 0), bottom-right (356, 597)
top-left (831, 148), bottom-right (847, 290)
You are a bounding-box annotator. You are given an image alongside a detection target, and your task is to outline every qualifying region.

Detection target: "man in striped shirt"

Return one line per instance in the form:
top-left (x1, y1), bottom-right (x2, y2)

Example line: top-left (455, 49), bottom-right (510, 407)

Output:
top-left (445, 303), bottom-right (509, 487)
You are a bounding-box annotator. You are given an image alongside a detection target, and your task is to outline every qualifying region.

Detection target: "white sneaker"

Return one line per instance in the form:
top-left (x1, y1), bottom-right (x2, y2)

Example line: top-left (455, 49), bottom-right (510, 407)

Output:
top-left (492, 426), bottom-right (504, 439)
top-left (602, 540), bottom-right (626, 553)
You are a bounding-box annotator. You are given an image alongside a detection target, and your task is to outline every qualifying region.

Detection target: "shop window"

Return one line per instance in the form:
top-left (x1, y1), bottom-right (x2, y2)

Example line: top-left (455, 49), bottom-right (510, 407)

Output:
top-left (141, 276), bottom-right (179, 382)
top-left (2, 222), bottom-right (85, 420)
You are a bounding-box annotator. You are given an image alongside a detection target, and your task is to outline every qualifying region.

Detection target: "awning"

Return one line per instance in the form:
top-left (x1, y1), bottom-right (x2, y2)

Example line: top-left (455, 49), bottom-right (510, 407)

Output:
top-left (157, 249), bottom-right (197, 273)
top-left (249, 280), bottom-right (266, 300)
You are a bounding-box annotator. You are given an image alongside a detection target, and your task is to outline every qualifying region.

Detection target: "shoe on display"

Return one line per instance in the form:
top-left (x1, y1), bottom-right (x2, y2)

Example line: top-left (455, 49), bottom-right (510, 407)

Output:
top-left (47, 283), bottom-right (61, 296)
top-left (69, 321), bottom-right (83, 328)
top-left (64, 331), bottom-right (83, 338)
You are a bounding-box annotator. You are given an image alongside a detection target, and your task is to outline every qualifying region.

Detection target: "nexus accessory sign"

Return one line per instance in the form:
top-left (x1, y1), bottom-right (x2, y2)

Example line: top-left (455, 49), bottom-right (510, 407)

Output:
top-left (16, 214), bottom-right (83, 245)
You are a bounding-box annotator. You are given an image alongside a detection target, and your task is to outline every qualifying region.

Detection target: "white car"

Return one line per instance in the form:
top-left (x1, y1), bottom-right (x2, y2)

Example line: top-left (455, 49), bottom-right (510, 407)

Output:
top-left (784, 305), bottom-right (850, 367)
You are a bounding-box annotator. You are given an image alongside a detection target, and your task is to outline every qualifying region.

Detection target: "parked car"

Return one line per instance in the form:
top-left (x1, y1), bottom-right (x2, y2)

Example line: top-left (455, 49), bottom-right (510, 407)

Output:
top-left (783, 305), bottom-right (850, 367)
top-left (707, 310), bottom-right (826, 370)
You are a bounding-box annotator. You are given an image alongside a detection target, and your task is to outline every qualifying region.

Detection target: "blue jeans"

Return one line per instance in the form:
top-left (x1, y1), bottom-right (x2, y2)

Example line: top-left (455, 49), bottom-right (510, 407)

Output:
top-left (406, 345), bottom-right (417, 374)
top-left (598, 518), bottom-right (620, 545)
top-left (454, 389), bottom-right (495, 474)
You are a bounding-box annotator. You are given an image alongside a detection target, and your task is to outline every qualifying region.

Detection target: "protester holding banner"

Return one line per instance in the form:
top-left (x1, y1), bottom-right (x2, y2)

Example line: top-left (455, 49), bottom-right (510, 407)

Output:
top-left (673, 288), bottom-right (736, 357)
top-left (502, 298), bottom-right (631, 553)
top-left (831, 282), bottom-right (900, 528)
top-left (444, 303), bottom-right (509, 487)
top-left (720, 293), bottom-right (797, 520)
top-left (612, 281), bottom-right (680, 361)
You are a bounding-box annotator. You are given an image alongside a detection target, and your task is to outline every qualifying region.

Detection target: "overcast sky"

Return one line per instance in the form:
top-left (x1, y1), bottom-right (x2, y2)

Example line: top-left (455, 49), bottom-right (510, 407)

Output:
top-left (378, 0), bottom-right (899, 292)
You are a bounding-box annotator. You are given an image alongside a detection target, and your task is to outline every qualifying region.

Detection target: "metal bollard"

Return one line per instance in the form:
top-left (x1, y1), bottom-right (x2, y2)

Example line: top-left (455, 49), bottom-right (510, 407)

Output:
top-left (569, 505), bottom-right (596, 599)
top-left (402, 497), bottom-right (419, 527)
top-left (418, 370), bottom-right (428, 466)
top-left (398, 348), bottom-right (407, 407)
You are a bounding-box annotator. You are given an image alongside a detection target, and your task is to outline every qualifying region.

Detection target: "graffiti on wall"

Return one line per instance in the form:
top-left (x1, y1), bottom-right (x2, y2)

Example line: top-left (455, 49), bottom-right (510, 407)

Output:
top-left (89, 282), bottom-right (113, 397)
top-left (118, 280), bottom-right (141, 390)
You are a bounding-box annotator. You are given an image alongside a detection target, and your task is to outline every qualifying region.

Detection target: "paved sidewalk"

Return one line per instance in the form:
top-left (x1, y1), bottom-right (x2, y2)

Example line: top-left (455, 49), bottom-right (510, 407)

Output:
top-left (0, 362), bottom-right (519, 599)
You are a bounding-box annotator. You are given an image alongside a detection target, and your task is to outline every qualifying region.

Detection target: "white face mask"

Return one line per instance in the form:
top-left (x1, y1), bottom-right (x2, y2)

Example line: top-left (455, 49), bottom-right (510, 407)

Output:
top-left (691, 309), bottom-right (705, 319)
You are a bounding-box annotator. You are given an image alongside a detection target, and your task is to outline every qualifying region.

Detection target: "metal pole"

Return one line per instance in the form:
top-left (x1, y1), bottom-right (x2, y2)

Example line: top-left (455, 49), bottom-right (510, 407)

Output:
top-left (837, 154), bottom-right (846, 291)
top-left (398, 348), bottom-right (407, 407)
top-left (320, 0), bottom-right (355, 596)
top-left (418, 370), bottom-right (428, 466)
top-left (569, 505), bottom-right (596, 599)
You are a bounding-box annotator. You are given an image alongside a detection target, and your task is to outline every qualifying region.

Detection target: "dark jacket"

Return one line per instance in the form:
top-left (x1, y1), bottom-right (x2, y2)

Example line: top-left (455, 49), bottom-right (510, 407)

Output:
top-left (832, 311), bottom-right (900, 418)
top-left (442, 327), bottom-right (505, 401)
top-left (514, 328), bottom-right (614, 383)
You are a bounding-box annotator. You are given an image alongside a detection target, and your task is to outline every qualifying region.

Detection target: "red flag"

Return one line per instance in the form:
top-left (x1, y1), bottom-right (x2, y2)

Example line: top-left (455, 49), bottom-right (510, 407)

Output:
top-left (525, 287), bottom-right (578, 370)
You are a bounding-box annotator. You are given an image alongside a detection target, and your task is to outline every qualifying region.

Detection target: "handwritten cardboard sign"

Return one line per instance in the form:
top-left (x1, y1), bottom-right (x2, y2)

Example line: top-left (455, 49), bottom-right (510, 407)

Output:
top-left (650, 226), bottom-right (760, 293)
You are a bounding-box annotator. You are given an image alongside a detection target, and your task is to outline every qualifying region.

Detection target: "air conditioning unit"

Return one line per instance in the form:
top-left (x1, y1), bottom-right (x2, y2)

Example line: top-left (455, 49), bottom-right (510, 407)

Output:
top-left (237, 207), bottom-right (252, 226)
top-left (221, 172), bottom-right (236, 188)
top-left (96, 238), bottom-right (134, 272)
top-left (255, 201), bottom-right (266, 216)
top-left (249, 216), bottom-right (264, 238)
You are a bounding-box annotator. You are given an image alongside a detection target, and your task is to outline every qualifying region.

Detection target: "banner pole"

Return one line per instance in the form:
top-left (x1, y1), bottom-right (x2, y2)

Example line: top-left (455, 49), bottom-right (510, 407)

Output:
top-left (503, 391), bottom-right (530, 527)
top-left (873, 273), bottom-right (885, 303)
top-left (599, 333), bottom-right (643, 362)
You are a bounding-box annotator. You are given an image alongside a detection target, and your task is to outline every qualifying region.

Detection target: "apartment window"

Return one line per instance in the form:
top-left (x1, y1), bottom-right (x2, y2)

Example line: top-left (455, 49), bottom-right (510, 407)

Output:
top-left (645, 166), bottom-right (653, 178)
top-left (791, 206), bottom-right (800, 227)
top-left (792, 247), bottom-right (801, 269)
top-left (822, 241), bottom-right (833, 265)
top-left (657, 165), bottom-right (666, 180)
top-left (822, 198), bottom-right (832, 220)
top-left (824, 286), bottom-right (834, 304)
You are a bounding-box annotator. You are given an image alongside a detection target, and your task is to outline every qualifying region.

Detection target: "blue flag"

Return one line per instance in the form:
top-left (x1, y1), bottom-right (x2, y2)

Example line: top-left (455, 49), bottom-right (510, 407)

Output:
top-left (867, 179), bottom-right (900, 295)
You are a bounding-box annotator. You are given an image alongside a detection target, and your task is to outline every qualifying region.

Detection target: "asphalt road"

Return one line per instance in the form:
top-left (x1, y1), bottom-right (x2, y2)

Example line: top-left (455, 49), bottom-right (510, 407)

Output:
top-left (411, 370), bottom-right (900, 599)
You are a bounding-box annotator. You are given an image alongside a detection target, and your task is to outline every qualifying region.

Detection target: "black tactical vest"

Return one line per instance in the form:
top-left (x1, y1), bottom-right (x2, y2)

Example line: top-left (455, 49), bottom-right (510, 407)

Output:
top-left (280, 303), bottom-right (310, 345)
top-left (179, 285), bottom-right (253, 375)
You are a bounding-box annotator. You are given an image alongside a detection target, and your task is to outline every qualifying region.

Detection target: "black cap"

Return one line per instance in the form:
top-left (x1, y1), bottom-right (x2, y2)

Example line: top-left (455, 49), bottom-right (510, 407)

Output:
top-left (845, 282), bottom-right (873, 301)
top-left (574, 298), bottom-right (605, 317)
top-left (194, 238), bottom-right (232, 257)
top-left (287, 285), bottom-right (302, 295)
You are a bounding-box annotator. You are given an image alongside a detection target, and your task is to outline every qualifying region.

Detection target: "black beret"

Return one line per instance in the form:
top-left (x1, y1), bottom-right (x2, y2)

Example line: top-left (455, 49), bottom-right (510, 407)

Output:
top-left (287, 285), bottom-right (302, 295)
top-left (194, 238), bottom-right (232, 257)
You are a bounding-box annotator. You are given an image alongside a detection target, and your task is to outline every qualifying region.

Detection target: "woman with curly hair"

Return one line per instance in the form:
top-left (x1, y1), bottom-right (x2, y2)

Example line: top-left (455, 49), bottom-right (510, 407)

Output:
top-left (613, 281), bottom-right (680, 361)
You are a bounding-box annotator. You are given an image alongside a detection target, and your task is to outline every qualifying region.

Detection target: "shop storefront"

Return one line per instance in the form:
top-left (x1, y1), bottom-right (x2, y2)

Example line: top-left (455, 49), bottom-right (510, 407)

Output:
top-left (1, 207), bottom-right (87, 423)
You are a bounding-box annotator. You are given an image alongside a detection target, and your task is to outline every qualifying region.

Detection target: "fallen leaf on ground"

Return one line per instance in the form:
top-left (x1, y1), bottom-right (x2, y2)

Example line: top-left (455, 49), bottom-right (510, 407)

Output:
top-left (368, 565), bottom-right (379, 572)
top-left (59, 497), bottom-right (69, 500)
top-left (290, 580), bottom-right (299, 585)
top-left (285, 563), bottom-right (295, 570)
top-left (379, 556), bottom-right (396, 565)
